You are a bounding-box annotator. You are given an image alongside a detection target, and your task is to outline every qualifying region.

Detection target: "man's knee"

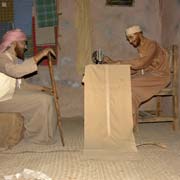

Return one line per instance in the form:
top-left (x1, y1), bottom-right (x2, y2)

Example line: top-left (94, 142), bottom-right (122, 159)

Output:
top-left (39, 93), bottom-right (54, 105)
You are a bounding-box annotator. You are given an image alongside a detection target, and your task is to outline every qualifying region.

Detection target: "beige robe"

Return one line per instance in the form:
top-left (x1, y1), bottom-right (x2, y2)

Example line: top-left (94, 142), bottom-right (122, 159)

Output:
top-left (0, 51), bottom-right (57, 144)
top-left (121, 38), bottom-right (170, 124)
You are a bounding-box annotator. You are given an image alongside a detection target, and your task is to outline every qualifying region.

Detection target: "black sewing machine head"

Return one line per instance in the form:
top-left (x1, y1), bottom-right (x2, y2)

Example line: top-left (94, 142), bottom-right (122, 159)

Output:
top-left (92, 49), bottom-right (104, 64)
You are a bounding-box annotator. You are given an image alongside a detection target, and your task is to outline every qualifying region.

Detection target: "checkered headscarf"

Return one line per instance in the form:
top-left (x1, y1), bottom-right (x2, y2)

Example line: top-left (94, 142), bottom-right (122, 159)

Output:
top-left (0, 29), bottom-right (27, 53)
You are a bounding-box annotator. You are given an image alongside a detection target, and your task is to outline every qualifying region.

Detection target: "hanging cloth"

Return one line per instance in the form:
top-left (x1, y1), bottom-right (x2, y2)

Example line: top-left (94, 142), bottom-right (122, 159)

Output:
top-left (75, 0), bottom-right (92, 74)
top-left (35, 0), bottom-right (57, 28)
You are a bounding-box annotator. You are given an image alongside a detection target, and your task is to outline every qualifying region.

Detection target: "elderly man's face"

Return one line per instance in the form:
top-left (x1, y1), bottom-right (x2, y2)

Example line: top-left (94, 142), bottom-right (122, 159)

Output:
top-left (126, 33), bottom-right (141, 48)
top-left (15, 40), bottom-right (27, 59)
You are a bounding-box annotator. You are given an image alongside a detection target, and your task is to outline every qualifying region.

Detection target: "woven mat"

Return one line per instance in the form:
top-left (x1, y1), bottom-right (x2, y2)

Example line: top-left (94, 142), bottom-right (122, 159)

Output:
top-left (0, 117), bottom-right (83, 153)
top-left (1, 118), bottom-right (180, 180)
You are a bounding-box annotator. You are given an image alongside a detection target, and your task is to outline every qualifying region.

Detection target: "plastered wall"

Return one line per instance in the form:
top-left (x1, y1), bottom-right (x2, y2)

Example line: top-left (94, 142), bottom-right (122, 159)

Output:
top-left (30, 0), bottom-right (179, 117)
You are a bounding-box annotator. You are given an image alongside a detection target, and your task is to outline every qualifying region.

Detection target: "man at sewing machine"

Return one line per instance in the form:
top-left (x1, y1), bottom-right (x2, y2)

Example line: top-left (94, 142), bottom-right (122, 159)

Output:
top-left (0, 29), bottom-right (57, 144)
top-left (103, 25), bottom-right (170, 127)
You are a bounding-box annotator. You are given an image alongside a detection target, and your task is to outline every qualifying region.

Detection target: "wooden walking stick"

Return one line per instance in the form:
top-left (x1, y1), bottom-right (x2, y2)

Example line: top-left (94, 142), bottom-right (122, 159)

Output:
top-left (48, 53), bottom-right (65, 146)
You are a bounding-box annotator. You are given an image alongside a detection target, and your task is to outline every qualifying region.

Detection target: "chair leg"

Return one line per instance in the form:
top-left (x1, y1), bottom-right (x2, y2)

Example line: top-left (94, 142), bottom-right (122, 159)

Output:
top-left (173, 95), bottom-right (179, 130)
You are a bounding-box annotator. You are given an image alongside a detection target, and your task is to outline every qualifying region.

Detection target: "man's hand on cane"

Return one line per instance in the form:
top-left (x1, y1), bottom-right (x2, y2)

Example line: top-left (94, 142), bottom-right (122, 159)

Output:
top-left (102, 56), bottom-right (115, 64)
top-left (33, 48), bottom-right (56, 63)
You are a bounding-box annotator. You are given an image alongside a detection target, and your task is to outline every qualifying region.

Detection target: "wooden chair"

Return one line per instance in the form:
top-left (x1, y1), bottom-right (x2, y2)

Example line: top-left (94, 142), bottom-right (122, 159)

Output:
top-left (139, 45), bottom-right (179, 130)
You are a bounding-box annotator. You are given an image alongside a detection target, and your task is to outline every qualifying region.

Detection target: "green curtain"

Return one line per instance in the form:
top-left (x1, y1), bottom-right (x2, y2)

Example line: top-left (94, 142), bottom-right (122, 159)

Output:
top-left (35, 0), bottom-right (57, 28)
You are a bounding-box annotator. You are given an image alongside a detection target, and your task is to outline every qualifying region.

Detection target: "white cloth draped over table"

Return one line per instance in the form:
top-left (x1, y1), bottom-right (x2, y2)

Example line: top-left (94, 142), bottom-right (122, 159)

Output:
top-left (84, 65), bottom-right (137, 159)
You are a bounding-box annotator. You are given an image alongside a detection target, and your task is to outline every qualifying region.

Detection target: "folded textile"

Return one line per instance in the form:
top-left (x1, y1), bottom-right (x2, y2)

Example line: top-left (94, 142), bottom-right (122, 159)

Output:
top-left (35, 0), bottom-right (57, 28)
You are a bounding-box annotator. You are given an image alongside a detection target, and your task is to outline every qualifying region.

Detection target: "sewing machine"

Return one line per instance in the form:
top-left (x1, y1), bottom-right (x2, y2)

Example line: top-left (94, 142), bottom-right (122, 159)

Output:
top-left (92, 49), bottom-right (104, 64)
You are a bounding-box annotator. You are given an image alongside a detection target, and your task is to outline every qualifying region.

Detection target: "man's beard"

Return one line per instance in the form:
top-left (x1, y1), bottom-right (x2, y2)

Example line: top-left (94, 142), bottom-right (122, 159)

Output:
top-left (132, 38), bottom-right (141, 48)
top-left (15, 46), bottom-right (25, 60)
top-left (132, 43), bottom-right (139, 48)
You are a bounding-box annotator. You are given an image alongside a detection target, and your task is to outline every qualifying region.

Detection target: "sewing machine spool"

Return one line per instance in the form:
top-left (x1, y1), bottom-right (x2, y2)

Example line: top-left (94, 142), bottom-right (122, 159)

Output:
top-left (92, 49), bottom-right (104, 64)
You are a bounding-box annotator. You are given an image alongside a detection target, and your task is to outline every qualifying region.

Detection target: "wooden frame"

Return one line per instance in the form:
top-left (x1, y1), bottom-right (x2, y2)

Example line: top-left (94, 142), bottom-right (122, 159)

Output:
top-left (32, 16), bottom-right (58, 65)
top-left (106, 0), bottom-right (134, 6)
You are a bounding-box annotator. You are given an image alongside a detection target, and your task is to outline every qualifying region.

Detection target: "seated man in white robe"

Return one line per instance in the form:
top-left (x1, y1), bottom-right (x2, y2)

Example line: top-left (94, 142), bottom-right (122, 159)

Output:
top-left (0, 29), bottom-right (57, 144)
